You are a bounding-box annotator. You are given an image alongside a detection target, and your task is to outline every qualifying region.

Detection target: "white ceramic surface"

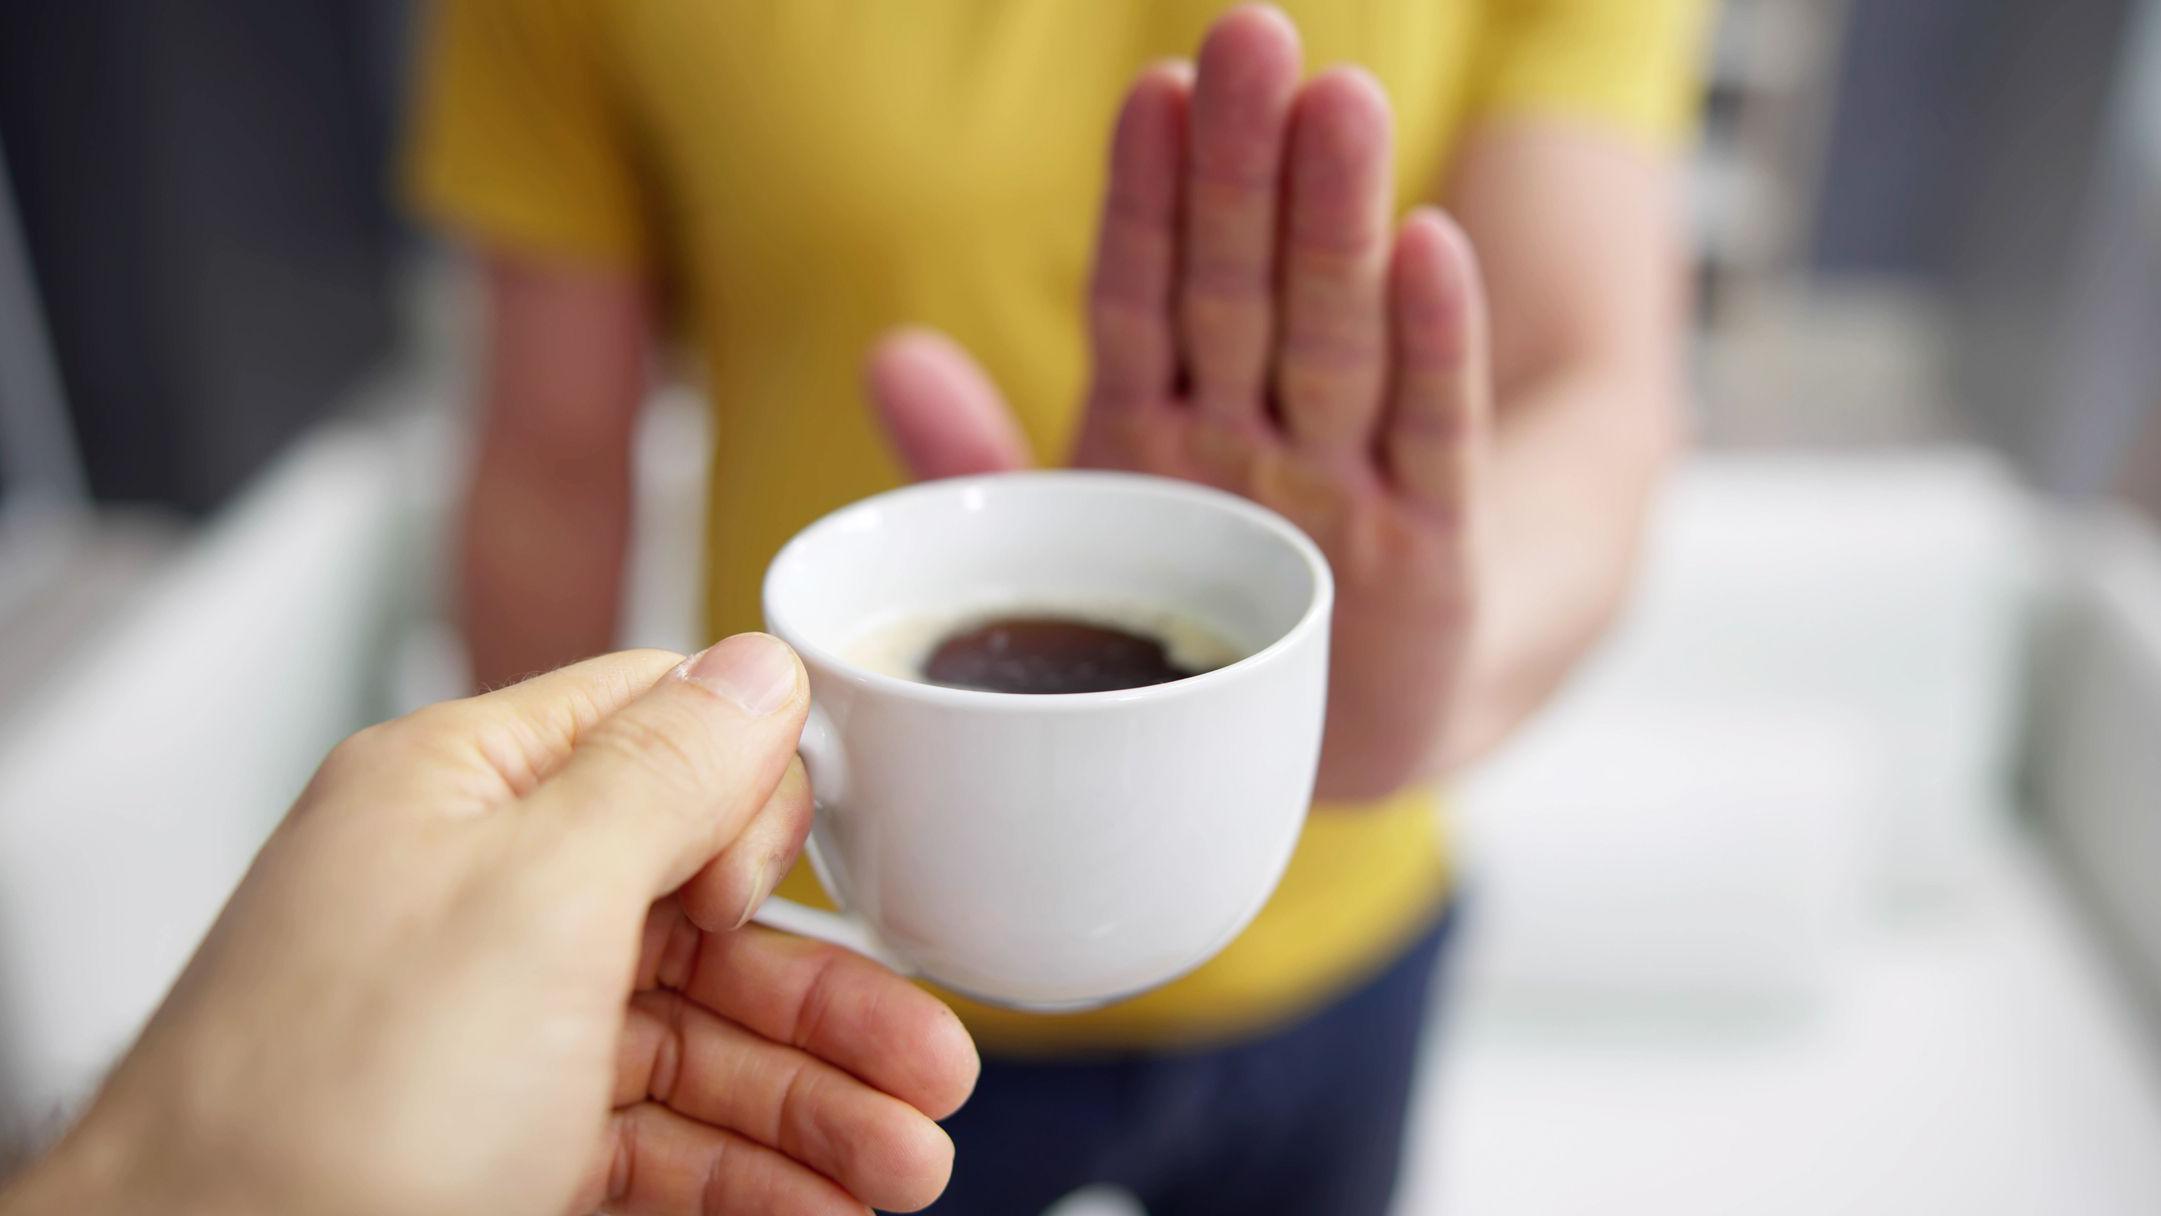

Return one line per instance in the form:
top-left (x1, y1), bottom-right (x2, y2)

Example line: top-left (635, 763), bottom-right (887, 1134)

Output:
top-left (758, 471), bottom-right (1333, 1010)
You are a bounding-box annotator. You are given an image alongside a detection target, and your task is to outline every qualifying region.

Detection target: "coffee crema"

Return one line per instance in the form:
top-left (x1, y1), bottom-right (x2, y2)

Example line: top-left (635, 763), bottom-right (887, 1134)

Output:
top-left (841, 606), bottom-right (1244, 694)
top-left (924, 616), bottom-right (1211, 694)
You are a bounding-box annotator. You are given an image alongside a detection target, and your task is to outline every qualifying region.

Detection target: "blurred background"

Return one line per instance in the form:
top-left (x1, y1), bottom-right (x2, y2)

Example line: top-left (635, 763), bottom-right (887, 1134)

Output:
top-left (4, 1), bottom-right (2161, 1211)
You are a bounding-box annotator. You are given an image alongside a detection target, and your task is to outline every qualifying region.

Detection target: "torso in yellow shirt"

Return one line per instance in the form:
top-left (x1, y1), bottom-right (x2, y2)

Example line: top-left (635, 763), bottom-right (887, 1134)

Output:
top-left (410, 0), bottom-right (1702, 1052)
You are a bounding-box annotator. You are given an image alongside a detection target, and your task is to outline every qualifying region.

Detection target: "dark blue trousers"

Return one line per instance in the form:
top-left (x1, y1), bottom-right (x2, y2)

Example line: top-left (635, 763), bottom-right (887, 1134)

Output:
top-left (920, 908), bottom-right (1455, 1216)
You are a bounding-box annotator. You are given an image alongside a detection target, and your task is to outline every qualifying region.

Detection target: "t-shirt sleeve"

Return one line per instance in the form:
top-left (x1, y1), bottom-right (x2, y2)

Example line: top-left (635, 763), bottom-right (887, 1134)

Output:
top-left (1466, 0), bottom-right (1714, 146)
top-left (402, 0), bottom-right (654, 268)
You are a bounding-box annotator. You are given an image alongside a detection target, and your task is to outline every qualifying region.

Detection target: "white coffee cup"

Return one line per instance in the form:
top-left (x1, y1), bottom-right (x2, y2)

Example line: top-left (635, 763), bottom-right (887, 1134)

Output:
top-left (755, 470), bottom-right (1333, 1011)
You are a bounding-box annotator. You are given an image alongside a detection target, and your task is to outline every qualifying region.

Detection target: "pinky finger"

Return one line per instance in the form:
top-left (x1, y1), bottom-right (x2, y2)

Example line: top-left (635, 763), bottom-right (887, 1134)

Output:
top-left (579, 1101), bottom-right (872, 1216)
top-left (1384, 207), bottom-right (1491, 516)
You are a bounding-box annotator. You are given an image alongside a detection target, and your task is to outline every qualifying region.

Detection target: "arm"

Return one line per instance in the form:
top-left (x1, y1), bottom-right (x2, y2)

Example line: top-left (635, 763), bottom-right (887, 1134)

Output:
top-left (1435, 122), bottom-right (1691, 769)
top-left (0, 641), bottom-right (973, 1216)
top-left (459, 254), bottom-right (654, 688)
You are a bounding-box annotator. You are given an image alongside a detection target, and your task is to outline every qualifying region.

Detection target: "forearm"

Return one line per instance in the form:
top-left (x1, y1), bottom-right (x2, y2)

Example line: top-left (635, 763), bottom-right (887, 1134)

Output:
top-left (1417, 120), bottom-right (1690, 775)
top-left (0, 1152), bottom-right (110, 1216)
top-left (460, 437), bottom-right (633, 689)
top-left (0, 1110), bottom-right (230, 1216)
top-left (458, 254), bottom-right (655, 691)
top-left (1440, 362), bottom-right (1681, 769)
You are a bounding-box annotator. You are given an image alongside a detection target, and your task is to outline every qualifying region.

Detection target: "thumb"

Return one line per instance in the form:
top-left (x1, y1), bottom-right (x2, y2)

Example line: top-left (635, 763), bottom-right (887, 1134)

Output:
top-left (865, 327), bottom-right (1033, 480)
top-left (526, 633), bottom-right (809, 899)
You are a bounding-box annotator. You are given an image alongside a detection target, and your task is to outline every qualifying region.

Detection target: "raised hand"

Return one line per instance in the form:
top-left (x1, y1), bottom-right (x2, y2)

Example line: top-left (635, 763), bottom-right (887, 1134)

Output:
top-left (868, 6), bottom-right (1491, 800)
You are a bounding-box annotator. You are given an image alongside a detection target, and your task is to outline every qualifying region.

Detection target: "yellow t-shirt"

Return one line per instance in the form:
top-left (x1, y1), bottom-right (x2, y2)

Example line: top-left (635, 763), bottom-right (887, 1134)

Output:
top-left (408, 0), bottom-right (1705, 1053)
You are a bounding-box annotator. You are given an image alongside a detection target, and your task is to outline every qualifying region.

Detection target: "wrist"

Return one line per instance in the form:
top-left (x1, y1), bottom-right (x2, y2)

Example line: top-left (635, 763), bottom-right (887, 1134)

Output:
top-left (1, 1105), bottom-right (250, 1216)
top-left (0, 1126), bottom-right (126, 1216)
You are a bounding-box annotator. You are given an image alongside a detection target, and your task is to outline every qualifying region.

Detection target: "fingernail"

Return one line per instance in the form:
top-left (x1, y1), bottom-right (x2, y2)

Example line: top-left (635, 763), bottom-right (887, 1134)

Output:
top-left (731, 854), bottom-right (785, 931)
top-left (681, 633), bottom-right (797, 715)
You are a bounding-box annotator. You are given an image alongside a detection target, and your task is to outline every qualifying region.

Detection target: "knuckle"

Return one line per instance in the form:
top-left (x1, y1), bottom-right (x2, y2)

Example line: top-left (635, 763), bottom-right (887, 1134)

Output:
top-left (1178, 301), bottom-right (1270, 383)
top-left (1185, 412), bottom-right (1270, 484)
top-left (651, 994), bottom-right (690, 1104)
top-left (1277, 323), bottom-right (1386, 374)
top-left (1251, 448), bottom-right (1359, 536)
top-left (616, 646), bottom-right (690, 669)
top-left (776, 1059), bottom-right (829, 1162)
top-left (1073, 405), bottom-right (1168, 473)
top-left (1188, 155), bottom-right (1277, 197)
top-left (315, 713), bottom-right (430, 782)
top-left (1089, 264), bottom-right (1171, 318)
top-left (1390, 401), bottom-right (1470, 444)
top-left (1275, 361), bottom-right (1382, 438)
top-left (1279, 211), bottom-right (1383, 261)
top-left (695, 1138), bottom-right (738, 1216)
top-left (1288, 222), bottom-right (1386, 271)
top-left (588, 705), bottom-right (717, 795)
top-left (788, 945), bottom-right (856, 1050)
top-left (1396, 304), bottom-right (1470, 366)
top-left (1282, 264), bottom-right (1382, 335)
top-left (317, 726), bottom-right (388, 781)
top-left (1101, 184), bottom-right (1176, 233)
top-left (1088, 303), bottom-right (1174, 372)
top-left (1179, 255), bottom-right (1272, 303)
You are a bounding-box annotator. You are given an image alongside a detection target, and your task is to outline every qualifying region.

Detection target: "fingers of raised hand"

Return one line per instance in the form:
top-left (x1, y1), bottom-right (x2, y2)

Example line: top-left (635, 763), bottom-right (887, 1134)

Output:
top-left (1088, 61), bottom-right (1189, 420)
top-left (864, 328), bottom-right (1032, 482)
top-left (1384, 207), bottom-right (1492, 518)
top-left (1178, 4), bottom-right (1301, 434)
top-left (1080, 6), bottom-right (1492, 527)
top-left (1276, 66), bottom-right (1395, 455)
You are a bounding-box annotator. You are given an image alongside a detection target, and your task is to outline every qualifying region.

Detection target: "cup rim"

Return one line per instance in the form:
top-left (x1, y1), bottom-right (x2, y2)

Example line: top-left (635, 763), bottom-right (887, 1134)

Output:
top-left (762, 470), bottom-right (1334, 710)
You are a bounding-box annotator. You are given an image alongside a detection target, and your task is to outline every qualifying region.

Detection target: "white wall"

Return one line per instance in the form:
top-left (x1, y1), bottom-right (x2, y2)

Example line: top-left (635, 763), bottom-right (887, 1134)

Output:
top-left (0, 422), bottom-right (409, 1144)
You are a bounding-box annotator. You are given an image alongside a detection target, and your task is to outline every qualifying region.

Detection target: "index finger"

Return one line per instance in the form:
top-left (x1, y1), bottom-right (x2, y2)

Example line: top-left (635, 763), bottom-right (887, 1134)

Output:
top-left (433, 649), bottom-right (689, 798)
top-left (1086, 61), bottom-right (1189, 417)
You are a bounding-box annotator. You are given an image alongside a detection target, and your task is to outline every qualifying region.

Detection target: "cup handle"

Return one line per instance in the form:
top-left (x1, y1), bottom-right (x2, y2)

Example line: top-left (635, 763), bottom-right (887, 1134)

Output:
top-left (746, 701), bottom-right (912, 974)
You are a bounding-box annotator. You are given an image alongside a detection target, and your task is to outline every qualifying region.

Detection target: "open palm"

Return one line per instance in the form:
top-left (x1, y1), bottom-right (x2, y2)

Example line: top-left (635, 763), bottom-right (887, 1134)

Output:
top-left (868, 5), bottom-right (1491, 799)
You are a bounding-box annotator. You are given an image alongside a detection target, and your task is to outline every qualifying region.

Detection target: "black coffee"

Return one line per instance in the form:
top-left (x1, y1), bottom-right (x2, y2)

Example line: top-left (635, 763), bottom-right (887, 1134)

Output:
top-left (922, 615), bottom-right (1216, 694)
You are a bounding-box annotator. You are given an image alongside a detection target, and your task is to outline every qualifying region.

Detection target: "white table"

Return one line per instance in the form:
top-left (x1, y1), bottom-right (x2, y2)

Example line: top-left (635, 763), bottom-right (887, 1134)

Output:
top-left (1399, 838), bottom-right (2161, 1216)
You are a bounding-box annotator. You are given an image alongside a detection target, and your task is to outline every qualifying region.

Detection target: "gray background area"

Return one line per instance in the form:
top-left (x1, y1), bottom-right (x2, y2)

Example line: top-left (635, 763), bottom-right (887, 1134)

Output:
top-left (0, 0), bottom-right (2155, 510)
